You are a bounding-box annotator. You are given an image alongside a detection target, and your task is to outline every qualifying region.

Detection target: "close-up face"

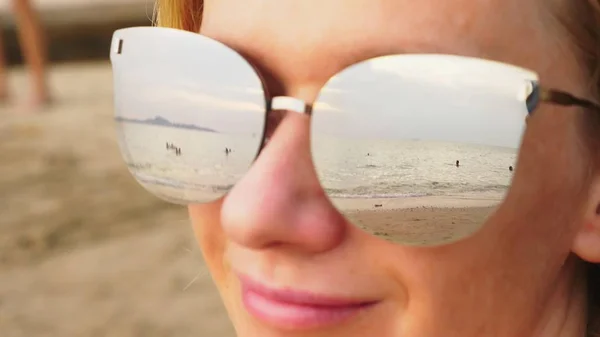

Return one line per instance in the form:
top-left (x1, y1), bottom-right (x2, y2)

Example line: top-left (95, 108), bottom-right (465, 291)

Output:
top-left (110, 0), bottom-right (600, 336)
top-left (190, 1), bottom-right (595, 336)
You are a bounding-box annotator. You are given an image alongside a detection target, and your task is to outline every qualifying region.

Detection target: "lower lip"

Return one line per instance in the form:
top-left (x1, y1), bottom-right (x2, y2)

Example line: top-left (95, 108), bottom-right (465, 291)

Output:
top-left (241, 288), bottom-right (374, 330)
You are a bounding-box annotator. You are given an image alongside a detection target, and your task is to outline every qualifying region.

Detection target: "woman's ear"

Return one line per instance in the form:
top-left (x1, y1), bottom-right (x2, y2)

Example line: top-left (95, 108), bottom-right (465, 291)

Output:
top-left (572, 177), bottom-right (600, 263)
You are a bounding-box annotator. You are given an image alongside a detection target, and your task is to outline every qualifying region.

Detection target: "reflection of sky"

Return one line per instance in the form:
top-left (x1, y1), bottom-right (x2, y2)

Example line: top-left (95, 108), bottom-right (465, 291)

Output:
top-left (113, 29), bottom-right (266, 135)
top-left (113, 29), bottom-right (537, 147)
top-left (369, 54), bottom-right (538, 93)
top-left (313, 55), bottom-right (538, 149)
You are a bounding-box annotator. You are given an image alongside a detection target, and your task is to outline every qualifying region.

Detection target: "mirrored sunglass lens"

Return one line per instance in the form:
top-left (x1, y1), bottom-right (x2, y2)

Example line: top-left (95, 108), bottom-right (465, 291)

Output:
top-left (111, 28), bottom-right (266, 204)
top-left (311, 55), bottom-right (535, 246)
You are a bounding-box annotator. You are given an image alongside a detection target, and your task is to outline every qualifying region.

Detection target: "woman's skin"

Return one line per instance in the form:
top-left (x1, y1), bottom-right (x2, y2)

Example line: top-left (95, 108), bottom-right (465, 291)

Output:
top-left (0, 0), bottom-right (50, 108)
top-left (186, 0), bottom-right (600, 336)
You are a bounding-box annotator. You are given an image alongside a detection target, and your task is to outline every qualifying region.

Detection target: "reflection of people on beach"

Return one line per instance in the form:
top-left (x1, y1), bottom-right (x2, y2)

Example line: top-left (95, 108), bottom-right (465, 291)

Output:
top-left (166, 142), bottom-right (181, 156)
top-left (456, 160), bottom-right (460, 167)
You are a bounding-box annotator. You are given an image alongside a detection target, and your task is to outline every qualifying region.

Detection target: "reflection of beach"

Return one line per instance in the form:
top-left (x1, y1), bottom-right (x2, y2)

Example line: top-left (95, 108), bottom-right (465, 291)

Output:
top-left (333, 192), bottom-right (503, 245)
top-left (117, 122), bottom-right (258, 192)
top-left (133, 174), bottom-right (227, 204)
top-left (332, 191), bottom-right (504, 211)
top-left (313, 138), bottom-right (516, 198)
top-left (348, 206), bottom-right (493, 245)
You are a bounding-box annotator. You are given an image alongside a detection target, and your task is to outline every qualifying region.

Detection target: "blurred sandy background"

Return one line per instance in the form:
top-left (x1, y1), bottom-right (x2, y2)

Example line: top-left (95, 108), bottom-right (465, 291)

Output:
top-left (0, 1), bottom-right (235, 336)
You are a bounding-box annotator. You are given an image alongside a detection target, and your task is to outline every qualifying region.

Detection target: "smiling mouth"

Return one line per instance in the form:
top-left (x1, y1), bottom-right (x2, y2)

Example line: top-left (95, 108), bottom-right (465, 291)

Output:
top-left (238, 274), bottom-right (379, 330)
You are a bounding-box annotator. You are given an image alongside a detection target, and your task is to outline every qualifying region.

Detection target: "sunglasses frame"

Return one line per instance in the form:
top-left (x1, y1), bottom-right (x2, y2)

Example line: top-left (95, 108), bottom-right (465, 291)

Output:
top-left (526, 81), bottom-right (600, 115)
top-left (110, 27), bottom-right (600, 245)
top-left (110, 27), bottom-right (600, 202)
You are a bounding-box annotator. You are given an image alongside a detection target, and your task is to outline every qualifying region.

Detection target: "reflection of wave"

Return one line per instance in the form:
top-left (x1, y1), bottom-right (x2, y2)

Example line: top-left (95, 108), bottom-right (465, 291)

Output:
top-left (134, 172), bottom-right (187, 188)
top-left (127, 162), bottom-right (152, 170)
top-left (131, 167), bottom-right (509, 199)
top-left (132, 172), bottom-right (233, 193)
top-left (429, 182), bottom-right (508, 192)
top-left (466, 184), bottom-right (509, 193)
top-left (325, 182), bottom-right (508, 198)
top-left (327, 191), bottom-right (428, 199)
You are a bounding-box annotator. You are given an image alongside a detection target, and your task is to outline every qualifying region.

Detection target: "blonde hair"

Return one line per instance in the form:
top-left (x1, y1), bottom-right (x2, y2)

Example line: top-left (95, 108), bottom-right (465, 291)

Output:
top-left (154, 0), bottom-right (600, 335)
top-left (154, 0), bottom-right (203, 31)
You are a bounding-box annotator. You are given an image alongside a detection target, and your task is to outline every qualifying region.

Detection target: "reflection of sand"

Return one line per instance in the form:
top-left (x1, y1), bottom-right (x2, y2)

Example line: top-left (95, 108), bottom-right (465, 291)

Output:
top-left (141, 180), bottom-right (224, 205)
top-left (129, 168), bottom-right (233, 204)
top-left (348, 207), bottom-right (494, 245)
top-left (334, 194), bottom-right (502, 245)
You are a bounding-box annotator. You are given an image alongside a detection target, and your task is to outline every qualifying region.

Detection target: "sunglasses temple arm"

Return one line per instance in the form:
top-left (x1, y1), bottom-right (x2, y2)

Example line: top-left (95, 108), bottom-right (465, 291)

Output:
top-left (526, 81), bottom-right (600, 114)
top-left (540, 88), bottom-right (600, 113)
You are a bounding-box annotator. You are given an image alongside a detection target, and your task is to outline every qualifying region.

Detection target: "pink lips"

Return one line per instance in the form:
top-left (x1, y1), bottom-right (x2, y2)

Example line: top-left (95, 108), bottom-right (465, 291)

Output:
top-left (239, 275), bottom-right (376, 330)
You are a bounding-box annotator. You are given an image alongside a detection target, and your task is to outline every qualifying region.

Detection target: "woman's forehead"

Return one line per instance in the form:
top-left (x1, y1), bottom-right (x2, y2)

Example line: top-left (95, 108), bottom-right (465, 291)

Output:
top-left (201, 0), bottom-right (550, 50)
top-left (201, 0), bottom-right (557, 88)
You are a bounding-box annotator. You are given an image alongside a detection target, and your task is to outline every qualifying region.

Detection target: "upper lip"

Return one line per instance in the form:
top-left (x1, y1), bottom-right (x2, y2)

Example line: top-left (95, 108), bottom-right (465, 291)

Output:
top-left (238, 274), bottom-right (376, 307)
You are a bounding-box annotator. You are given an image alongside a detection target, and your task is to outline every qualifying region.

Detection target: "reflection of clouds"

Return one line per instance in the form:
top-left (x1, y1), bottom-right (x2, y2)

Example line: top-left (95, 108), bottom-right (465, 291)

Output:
top-left (325, 73), bottom-right (344, 86)
top-left (122, 84), bottom-right (266, 134)
top-left (148, 88), bottom-right (264, 112)
top-left (314, 101), bottom-right (341, 112)
top-left (368, 55), bottom-right (538, 99)
top-left (315, 83), bottom-right (345, 113)
top-left (321, 87), bottom-right (344, 94)
top-left (225, 87), bottom-right (265, 95)
top-left (309, 54), bottom-right (529, 149)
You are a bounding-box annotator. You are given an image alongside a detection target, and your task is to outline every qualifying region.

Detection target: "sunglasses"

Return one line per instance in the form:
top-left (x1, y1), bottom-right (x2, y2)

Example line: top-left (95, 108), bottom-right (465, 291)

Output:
top-left (110, 27), bottom-right (600, 247)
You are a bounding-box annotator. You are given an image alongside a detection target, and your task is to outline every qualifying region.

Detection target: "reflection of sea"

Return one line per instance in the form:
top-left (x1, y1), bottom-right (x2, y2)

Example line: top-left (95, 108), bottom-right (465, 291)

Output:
top-left (312, 136), bottom-right (517, 199)
top-left (116, 121), bottom-right (260, 197)
top-left (117, 122), bottom-right (518, 201)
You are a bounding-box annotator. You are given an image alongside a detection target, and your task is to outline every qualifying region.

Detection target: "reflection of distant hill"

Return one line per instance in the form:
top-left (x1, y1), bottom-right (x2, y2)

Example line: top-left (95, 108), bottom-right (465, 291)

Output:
top-left (115, 116), bottom-right (217, 133)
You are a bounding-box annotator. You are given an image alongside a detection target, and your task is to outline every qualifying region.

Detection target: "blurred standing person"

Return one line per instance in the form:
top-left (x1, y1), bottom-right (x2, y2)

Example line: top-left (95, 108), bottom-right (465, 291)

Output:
top-left (0, 0), bottom-right (50, 109)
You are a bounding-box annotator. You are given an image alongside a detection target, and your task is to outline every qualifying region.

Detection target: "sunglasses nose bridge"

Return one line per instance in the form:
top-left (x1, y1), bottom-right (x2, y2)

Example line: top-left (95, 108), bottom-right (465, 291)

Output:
top-left (269, 96), bottom-right (313, 115)
top-left (259, 96), bottom-right (313, 154)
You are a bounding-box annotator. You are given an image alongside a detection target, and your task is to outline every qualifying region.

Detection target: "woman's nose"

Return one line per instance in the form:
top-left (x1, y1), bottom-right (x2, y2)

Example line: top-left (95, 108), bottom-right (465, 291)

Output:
top-left (220, 110), bottom-right (347, 253)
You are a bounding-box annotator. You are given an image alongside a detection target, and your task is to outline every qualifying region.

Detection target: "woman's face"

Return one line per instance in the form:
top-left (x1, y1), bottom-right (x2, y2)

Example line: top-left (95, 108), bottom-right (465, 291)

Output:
top-left (188, 0), bottom-right (598, 336)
